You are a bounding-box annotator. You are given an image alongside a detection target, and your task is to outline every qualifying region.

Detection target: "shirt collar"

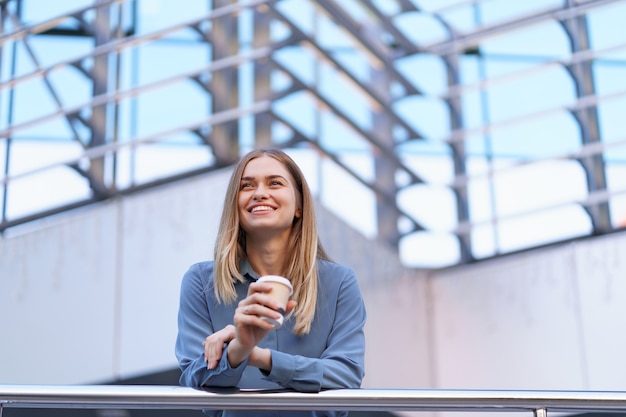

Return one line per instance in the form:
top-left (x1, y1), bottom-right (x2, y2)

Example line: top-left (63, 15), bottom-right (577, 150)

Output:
top-left (240, 259), bottom-right (259, 281)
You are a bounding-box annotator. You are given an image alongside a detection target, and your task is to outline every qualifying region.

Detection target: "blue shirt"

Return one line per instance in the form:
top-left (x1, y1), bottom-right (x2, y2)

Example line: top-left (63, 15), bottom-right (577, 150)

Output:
top-left (175, 259), bottom-right (367, 417)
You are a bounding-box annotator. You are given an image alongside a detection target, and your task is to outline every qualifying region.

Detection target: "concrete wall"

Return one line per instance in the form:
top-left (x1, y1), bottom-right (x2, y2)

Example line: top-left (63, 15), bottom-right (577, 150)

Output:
top-left (0, 170), bottom-right (229, 384)
top-left (430, 234), bottom-right (626, 391)
top-left (2, 168), bottom-right (625, 394)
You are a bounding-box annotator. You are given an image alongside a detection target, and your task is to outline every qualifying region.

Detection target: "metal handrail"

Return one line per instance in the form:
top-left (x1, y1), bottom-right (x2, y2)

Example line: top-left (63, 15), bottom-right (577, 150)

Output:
top-left (2, 385), bottom-right (626, 415)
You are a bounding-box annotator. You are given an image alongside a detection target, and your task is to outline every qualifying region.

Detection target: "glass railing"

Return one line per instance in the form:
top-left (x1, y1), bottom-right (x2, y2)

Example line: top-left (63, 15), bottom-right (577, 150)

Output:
top-left (2, 385), bottom-right (626, 416)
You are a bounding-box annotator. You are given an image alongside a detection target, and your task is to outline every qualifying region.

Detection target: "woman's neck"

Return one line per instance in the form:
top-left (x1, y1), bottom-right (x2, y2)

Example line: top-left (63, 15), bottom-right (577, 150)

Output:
top-left (245, 235), bottom-right (290, 276)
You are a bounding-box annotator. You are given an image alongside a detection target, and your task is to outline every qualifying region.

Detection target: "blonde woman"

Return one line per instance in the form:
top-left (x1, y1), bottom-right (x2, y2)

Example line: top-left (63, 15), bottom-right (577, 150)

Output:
top-left (175, 149), bottom-right (366, 417)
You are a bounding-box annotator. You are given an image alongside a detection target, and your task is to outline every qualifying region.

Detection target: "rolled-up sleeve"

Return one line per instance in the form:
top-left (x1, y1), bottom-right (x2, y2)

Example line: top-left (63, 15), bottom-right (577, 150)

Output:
top-left (175, 263), bottom-right (247, 388)
top-left (264, 268), bottom-right (366, 392)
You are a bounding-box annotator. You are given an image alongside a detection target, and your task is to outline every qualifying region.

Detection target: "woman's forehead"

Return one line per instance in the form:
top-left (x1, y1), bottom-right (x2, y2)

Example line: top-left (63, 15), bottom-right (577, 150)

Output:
top-left (242, 156), bottom-right (290, 177)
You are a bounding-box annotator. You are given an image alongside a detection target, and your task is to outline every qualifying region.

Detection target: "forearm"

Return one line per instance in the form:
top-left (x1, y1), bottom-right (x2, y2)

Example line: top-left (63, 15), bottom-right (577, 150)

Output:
top-left (226, 338), bottom-right (253, 368)
top-left (248, 347), bottom-right (272, 371)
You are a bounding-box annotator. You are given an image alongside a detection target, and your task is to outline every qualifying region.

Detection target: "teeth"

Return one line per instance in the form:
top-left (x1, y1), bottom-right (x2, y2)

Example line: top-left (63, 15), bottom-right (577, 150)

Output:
top-left (251, 205), bottom-right (274, 212)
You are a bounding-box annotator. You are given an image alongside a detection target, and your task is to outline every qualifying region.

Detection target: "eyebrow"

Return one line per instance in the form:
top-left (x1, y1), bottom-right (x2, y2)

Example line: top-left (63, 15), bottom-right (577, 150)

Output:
top-left (240, 175), bottom-right (288, 182)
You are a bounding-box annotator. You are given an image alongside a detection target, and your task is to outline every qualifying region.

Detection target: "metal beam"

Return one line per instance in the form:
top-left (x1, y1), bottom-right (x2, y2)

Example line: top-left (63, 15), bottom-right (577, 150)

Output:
top-left (88, 0), bottom-right (113, 197)
top-left (443, 52), bottom-right (472, 262)
top-left (210, 0), bottom-right (240, 163)
top-left (560, 11), bottom-right (611, 232)
top-left (253, 4), bottom-right (273, 148)
top-left (313, 0), bottom-right (423, 97)
top-left (417, 0), bottom-right (622, 56)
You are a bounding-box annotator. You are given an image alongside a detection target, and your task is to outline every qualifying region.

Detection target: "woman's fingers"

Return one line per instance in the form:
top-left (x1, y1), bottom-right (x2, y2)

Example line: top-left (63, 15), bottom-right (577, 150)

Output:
top-left (236, 302), bottom-right (278, 329)
top-left (203, 325), bottom-right (235, 369)
top-left (285, 300), bottom-right (297, 314)
top-left (242, 282), bottom-right (289, 317)
top-left (246, 282), bottom-right (283, 309)
top-left (203, 287), bottom-right (288, 372)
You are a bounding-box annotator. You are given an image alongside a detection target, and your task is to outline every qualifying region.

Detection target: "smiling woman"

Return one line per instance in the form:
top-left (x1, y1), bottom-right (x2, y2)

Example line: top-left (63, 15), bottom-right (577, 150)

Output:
top-left (175, 148), bottom-right (367, 417)
top-left (237, 156), bottom-right (302, 243)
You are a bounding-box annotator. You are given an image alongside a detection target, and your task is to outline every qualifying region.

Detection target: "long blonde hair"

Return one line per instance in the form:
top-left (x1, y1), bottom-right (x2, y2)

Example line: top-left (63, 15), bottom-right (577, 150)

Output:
top-left (213, 148), bottom-right (329, 335)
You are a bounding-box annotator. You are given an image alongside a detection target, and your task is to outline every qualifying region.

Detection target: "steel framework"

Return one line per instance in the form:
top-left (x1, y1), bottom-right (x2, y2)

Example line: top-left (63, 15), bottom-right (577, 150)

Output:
top-left (1, 0), bottom-right (625, 267)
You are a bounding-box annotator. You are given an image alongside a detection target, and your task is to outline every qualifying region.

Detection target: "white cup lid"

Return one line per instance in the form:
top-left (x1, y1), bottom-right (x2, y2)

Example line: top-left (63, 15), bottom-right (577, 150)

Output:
top-left (257, 275), bottom-right (293, 295)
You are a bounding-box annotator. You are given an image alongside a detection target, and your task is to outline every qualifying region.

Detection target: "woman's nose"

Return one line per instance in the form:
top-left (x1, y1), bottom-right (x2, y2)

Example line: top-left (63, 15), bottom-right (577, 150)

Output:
top-left (253, 186), bottom-right (268, 200)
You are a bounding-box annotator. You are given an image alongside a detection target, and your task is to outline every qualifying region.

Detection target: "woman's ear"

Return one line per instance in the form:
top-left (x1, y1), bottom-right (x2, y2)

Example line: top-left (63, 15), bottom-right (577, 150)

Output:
top-left (295, 208), bottom-right (302, 218)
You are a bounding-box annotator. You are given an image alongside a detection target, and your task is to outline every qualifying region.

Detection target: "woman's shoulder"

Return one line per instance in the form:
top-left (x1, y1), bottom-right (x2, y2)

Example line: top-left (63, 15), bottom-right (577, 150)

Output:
top-left (179, 261), bottom-right (219, 297)
top-left (316, 259), bottom-right (364, 304)
top-left (186, 260), bottom-right (215, 273)
top-left (183, 260), bottom-right (216, 284)
top-left (317, 258), bottom-right (357, 283)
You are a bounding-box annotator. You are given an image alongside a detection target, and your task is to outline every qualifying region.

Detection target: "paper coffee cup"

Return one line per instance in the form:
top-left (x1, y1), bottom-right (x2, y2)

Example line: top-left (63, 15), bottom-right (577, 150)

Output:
top-left (257, 275), bottom-right (293, 329)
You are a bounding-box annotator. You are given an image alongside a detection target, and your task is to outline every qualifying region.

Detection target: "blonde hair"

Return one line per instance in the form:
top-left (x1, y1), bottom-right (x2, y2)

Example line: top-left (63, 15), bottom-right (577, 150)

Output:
top-left (213, 148), bottom-right (329, 335)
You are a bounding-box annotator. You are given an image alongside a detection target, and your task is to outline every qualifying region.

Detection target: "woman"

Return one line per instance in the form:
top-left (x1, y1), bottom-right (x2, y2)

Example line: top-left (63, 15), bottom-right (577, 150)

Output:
top-left (175, 148), bottom-right (366, 416)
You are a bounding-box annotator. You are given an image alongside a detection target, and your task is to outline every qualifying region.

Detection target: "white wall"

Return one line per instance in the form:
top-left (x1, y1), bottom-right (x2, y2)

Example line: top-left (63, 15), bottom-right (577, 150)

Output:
top-left (430, 235), bottom-right (626, 391)
top-left (1, 168), bottom-right (626, 394)
top-left (0, 169), bottom-right (229, 383)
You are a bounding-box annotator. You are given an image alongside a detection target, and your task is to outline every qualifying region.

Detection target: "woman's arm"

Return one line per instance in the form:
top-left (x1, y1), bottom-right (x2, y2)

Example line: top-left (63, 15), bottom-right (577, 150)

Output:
top-left (261, 271), bottom-right (366, 392)
top-left (175, 264), bottom-right (248, 388)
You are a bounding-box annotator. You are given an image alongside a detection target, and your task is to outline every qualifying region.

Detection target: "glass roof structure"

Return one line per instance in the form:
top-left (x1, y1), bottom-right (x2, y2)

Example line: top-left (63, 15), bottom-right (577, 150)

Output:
top-left (1, 0), bottom-right (626, 268)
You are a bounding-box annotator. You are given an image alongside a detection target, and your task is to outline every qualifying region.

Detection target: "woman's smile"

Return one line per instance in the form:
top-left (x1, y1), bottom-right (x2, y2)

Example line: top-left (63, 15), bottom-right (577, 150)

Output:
top-left (250, 205), bottom-right (275, 213)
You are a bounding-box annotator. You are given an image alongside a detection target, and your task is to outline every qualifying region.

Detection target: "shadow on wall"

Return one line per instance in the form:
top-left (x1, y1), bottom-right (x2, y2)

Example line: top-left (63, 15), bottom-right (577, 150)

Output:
top-left (3, 368), bottom-right (396, 417)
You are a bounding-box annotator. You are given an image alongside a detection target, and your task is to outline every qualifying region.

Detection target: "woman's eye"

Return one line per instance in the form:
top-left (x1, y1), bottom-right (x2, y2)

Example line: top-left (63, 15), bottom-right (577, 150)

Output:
top-left (241, 182), bottom-right (253, 189)
top-left (270, 180), bottom-right (283, 186)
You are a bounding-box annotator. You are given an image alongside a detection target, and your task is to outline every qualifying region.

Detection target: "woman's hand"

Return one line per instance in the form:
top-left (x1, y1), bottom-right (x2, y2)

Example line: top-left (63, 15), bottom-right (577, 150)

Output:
top-left (226, 281), bottom-right (297, 368)
top-left (203, 324), bottom-right (236, 369)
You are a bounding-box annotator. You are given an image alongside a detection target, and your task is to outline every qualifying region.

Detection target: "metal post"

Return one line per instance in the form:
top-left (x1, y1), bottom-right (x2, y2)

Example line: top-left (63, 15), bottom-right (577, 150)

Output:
top-left (211, 0), bottom-right (240, 162)
top-left (252, 4), bottom-right (273, 148)
top-left (365, 22), bottom-right (399, 248)
top-left (444, 52), bottom-right (473, 262)
top-left (0, 0), bottom-right (11, 229)
top-left (90, 0), bottom-right (113, 198)
top-left (471, 5), bottom-right (500, 255)
top-left (560, 6), bottom-right (611, 232)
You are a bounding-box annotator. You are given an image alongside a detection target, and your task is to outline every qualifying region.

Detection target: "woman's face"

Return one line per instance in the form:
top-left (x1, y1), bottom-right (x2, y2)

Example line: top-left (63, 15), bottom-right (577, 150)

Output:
top-left (238, 155), bottom-right (301, 239)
